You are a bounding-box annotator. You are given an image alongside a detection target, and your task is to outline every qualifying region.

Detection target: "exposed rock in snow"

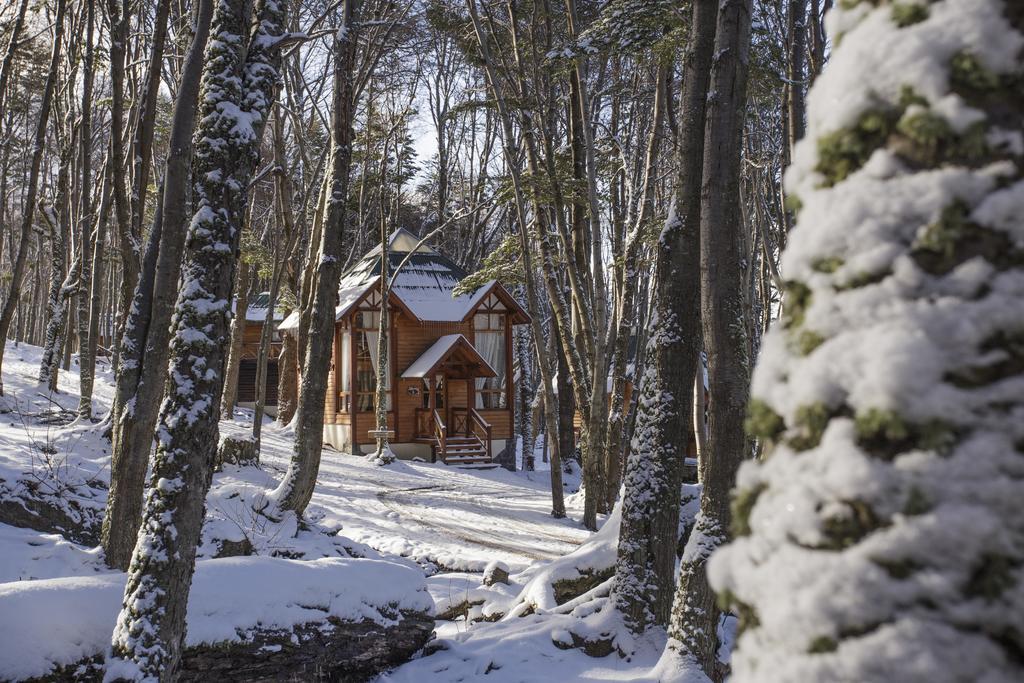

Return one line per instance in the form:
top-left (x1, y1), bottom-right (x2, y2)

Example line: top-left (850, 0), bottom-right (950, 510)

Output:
top-left (482, 560), bottom-right (510, 586)
top-left (0, 556), bottom-right (433, 681)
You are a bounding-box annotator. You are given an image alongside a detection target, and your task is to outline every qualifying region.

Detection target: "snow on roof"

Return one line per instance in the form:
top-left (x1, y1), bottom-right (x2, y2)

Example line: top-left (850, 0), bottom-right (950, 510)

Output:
top-left (401, 334), bottom-right (496, 379)
top-left (345, 233), bottom-right (524, 323)
top-left (280, 231), bottom-right (528, 333)
top-left (240, 292), bottom-right (284, 322)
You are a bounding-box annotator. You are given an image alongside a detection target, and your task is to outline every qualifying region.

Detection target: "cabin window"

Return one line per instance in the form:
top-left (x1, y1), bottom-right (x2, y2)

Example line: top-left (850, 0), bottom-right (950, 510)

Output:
top-left (421, 375), bottom-right (445, 409)
top-left (354, 311), bottom-right (391, 412)
top-left (474, 313), bottom-right (507, 409)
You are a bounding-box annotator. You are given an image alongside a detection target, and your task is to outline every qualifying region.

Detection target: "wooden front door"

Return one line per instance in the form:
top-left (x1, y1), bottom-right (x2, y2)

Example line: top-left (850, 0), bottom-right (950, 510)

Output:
top-left (447, 378), bottom-right (472, 435)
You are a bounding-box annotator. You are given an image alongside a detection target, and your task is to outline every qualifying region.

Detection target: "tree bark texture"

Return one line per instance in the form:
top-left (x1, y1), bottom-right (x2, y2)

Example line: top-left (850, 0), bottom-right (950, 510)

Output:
top-left (0, 0), bottom-right (66, 396)
top-left (101, 0), bottom-right (216, 571)
top-left (669, 0), bottom-right (753, 677)
top-left (108, 0), bottom-right (287, 677)
top-left (273, 0), bottom-right (360, 515)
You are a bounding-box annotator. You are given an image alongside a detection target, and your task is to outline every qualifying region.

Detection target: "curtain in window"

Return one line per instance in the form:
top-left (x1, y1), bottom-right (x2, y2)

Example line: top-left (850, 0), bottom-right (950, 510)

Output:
top-left (475, 330), bottom-right (505, 408)
top-left (340, 331), bottom-right (350, 392)
top-left (366, 329), bottom-right (379, 378)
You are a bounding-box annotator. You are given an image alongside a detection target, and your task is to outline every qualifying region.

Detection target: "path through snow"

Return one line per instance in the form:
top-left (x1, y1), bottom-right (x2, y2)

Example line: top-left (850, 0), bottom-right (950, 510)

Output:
top-left (222, 417), bottom-right (590, 573)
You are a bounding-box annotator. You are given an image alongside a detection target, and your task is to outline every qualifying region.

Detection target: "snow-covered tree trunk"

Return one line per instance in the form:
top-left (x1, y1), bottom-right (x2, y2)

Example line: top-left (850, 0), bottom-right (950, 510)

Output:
top-left (107, 0), bottom-right (287, 677)
top-left (101, 0), bottom-right (215, 572)
top-left (613, 4), bottom-right (716, 635)
top-left (39, 138), bottom-right (74, 390)
top-left (221, 259), bottom-right (250, 419)
top-left (274, 0), bottom-right (360, 514)
top-left (712, 1), bottom-right (1024, 681)
top-left (604, 62), bottom-right (670, 512)
top-left (0, 0), bottom-right (65, 397)
top-left (664, 0), bottom-right (752, 678)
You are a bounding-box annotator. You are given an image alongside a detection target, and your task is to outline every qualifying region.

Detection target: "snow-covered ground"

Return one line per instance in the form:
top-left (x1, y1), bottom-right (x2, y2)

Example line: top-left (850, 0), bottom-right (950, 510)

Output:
top-left (0, 341), bottom-right (684, 682)
top-left (230, 419), bottom-right (591, 573)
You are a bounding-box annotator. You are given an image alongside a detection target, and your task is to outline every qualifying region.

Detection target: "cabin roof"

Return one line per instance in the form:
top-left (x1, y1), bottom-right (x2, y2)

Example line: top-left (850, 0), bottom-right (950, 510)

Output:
top-left (401, 334), bottom-right (497, 379)
top-left (239, 292), bottom-right (285, 323)
top-left (278, 228), bottom-right (529, 331)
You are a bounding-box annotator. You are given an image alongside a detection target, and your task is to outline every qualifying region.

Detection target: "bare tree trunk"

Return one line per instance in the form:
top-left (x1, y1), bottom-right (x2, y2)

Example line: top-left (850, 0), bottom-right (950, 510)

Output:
top-left (0, 0), bottom-right (29, 127)
top-left (274, 0), bottom-right (360, 515)
top-left (786, 0), bottom-right (807, 151)
top-left (106, 0), bottom-right (133, 370)
top-left (544, 323), bottom-right (566, 517)
top-left (694, 361), bottom-right (708, 482)
top-left (101, 0), bottom-right (215, 571)
top-left (221, 259), bottom-right (250, 419)
top-left (76, 0), bottom-right (97, 419)
top-left (603, 61), bottom-right (670, 511)
top-left (252, 262), bottom-right (282, 452)
top-left (276, 330), bottom-right (297, 424)
top-left (82, 161), bottom-right (113, 417)
top-left (669, 0), bottom-right (753, 677)
top-left (108, 0), bottom-right (287, 677)
top-left (117, 0), bottom-right (173, 361)
top-left (0, 0), bottom-right (66, 396)
top-left (516, 325), bottom-right (534, 471)
top-left (556, 338), bottom-right (574, 473)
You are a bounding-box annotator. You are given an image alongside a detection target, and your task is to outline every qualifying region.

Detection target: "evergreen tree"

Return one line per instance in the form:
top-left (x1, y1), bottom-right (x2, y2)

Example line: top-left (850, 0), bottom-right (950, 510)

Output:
top-left (712, 1), bottom-right (1024, 680)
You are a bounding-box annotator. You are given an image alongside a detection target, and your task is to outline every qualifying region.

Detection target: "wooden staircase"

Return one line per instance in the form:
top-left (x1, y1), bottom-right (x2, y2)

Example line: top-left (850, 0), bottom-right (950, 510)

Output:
top-left (440, 434), bottom-right (491, 466)
top-left (415, 406), bottom-right (495, 467)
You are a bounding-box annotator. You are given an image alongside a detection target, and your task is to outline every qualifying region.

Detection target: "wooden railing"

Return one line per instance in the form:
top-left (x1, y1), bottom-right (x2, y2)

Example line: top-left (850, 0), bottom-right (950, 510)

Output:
top-left (468, 408), bottom-right (492, 461)
top-left (414, 408), bottom-right (431, 439)
top-left (433, 409), bottom-right (447, 457)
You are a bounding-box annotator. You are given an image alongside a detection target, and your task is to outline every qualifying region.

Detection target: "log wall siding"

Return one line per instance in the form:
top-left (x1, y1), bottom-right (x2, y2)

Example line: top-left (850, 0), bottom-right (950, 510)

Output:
top-left (332, 309), bottom-right (518, 445)
top-left (235, 321), bottom-right (281, 405)
top-left (241, 322), bottom-right (281, 358)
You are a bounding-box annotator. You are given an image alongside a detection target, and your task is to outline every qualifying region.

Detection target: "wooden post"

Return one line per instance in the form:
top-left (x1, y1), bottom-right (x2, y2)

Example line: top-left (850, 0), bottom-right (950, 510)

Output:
top-left (349, 318), bottom-right (357, 451)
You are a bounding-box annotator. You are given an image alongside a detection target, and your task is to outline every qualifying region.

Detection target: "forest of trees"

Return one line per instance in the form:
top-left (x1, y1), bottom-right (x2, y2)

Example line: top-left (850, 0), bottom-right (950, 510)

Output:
top-left (0, 0), bottom-right (1020, 680)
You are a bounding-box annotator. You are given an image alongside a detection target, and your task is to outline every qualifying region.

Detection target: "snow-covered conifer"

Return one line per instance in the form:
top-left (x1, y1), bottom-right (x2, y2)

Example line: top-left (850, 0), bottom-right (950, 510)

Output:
top-left (712, 1), bottom-right (1024, 680)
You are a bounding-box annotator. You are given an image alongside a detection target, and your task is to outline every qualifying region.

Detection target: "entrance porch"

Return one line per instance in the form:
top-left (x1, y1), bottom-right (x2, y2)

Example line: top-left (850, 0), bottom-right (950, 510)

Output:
top-left (404, 335), bottom-right (497, 466)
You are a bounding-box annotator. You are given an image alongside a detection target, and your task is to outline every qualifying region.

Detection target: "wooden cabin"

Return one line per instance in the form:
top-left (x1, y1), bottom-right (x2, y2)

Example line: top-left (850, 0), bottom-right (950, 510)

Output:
top-left (279, 229), bottom-right (530, 465)
top-left (235, 292), bottom-right (283, 410)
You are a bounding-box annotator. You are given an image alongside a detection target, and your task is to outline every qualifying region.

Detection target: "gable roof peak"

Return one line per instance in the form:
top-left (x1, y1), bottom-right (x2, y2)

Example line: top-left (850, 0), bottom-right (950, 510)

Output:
top-left (388, 227), bottom-right (436, 254)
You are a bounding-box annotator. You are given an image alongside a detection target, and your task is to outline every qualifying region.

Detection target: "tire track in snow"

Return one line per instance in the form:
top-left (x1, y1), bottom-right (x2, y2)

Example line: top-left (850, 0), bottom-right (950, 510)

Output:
top-left (376, 485), bottom-right (583, 563)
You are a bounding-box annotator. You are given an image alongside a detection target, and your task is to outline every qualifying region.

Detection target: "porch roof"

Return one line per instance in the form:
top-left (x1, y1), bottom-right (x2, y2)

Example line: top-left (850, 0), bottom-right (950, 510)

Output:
top-left (401, 334), bottom-right (497, 380)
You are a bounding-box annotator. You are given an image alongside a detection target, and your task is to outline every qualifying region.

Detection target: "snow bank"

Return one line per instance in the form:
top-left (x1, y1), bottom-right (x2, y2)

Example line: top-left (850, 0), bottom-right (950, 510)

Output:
top-left (513, 485), bottom-right (700, 613)
top-left (515, 502), bottom-right (622, 612)
top-left (0, 556), bottom-right (431, 681)
top-left (0, 523), bottom-right (106, 582)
